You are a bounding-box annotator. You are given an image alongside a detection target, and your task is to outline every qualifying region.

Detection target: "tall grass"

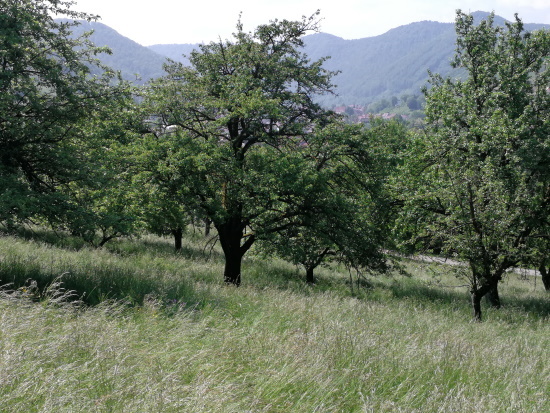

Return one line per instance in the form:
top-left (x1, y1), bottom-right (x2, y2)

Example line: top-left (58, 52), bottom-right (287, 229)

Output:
top-left (0, 231), bottom-right (548, 412)
top-left (0, 233), bottom-right (207, 305)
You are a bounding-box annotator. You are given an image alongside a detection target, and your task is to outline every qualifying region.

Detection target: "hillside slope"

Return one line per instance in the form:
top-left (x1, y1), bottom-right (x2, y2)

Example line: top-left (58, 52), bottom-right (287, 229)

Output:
top-left (64, 12), bottom-right (549, 104)
top-left (66, 20), bottom-right (167, 83)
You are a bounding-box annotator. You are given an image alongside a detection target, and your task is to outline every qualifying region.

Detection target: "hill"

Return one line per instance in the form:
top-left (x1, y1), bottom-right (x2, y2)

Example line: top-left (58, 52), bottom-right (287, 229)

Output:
top-left (66, 12), bottom-right (549, 105)
top-left (147, 44), bottom-right (196, 67)
top-left (303, 22), bottom-right (458, 106)
top-left (301, 11), bottom-right (550, 106)
top-left (65, 20), bottom-right (167, 83)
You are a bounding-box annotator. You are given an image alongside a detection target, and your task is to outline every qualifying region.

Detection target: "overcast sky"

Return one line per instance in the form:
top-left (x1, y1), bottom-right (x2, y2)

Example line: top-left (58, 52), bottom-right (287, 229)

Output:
top-left (66, 0), bottom-right (550, 46)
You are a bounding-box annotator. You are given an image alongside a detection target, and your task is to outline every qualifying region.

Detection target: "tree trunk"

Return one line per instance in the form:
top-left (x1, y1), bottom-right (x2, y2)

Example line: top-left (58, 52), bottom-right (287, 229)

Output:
top-left (471, 277), bottom-right (500, 321)
top-left (223, 251), bottom-right (242, 286)
top-left (485, 283), bottom-right (501, 308)
top-left (305, 265), bottom-right (315, 284)
top-left (204, 218), bottom-right (212, 237)
top-left (217, 217), bottom-right (253, 287)
top-left (540, 264), bottom-right (550, 291)
top-left (219, 229), bottom-right (243, 286)
top-left (171, 228), bottom-right (183, 251)
top-left (471, 290), bottom-right (483, 322)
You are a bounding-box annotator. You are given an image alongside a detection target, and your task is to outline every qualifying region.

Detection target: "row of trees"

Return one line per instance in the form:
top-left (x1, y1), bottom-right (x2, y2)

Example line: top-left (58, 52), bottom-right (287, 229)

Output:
top-left (1, 1), bottom-right (548, 320)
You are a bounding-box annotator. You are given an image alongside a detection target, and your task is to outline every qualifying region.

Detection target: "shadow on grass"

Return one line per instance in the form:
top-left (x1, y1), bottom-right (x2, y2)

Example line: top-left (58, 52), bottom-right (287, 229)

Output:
top-left (2, 228), bottom-right (547, 321)
top-left (3, 225), bottom-right (224, 261)
top-left (106, 237), bottom-right (225, 263)
top-left (499, 294), bottom-right (550, 319)
top-left (0, 256), bottom-right (199, 308)
top-left (249, 259), bottom-right (550, 322)
top-left (3, 226), bottom-right (89, 250)
top-left (374, 277), bottom-right (550, 321)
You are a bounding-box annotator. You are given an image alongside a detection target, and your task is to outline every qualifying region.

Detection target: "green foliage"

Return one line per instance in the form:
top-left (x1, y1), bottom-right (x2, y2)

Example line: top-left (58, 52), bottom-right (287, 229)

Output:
top-left (397, 11), bottom-right (550, 320)
top-left (138, 12), bottom-right (386, 285)
top-left (258, 120), bottom-right (406, 282)
top-left (126, 125), bottom-right (196, 248)
top-left (0, 0), bottom-right (130, 230)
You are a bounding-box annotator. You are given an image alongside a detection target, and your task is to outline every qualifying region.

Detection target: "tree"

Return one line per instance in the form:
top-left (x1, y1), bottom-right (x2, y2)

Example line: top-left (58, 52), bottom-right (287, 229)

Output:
top-left (127, 125), bottom-right (195, 251)
top-left (399, 11), bottom-right (550, 320)
top-left (0, 0), bottom-right (127, 228)
top-left (139, 13), bottom-right (356, 285)
top-left (539, 258), bottom-right (550, 291)
top-left (258, 121), bottom-right (400, 283)
top-left (527, 237), bottom-right (550, 291)
top-left (61, 101), bottom-right (139, 247)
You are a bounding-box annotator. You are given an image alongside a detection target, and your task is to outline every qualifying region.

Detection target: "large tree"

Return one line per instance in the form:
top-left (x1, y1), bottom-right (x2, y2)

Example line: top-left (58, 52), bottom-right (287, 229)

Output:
top-left (399, 11), bottom-right (550, 320)
top-left (0, 0), bottom-right (128, 228)
top-left (139, 13), bottom-right (371, 285)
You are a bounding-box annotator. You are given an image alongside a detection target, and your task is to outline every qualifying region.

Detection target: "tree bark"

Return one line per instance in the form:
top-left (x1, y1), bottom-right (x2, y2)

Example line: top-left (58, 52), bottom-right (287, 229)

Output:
top-left (471, 277), bottom-right (500, 321)
top-left (471, 290), bottom-right (483, 322)
top-left (540, 264), bottom-right (550, 291)
top-left (217, 217), bottom-right (253, 287)
top-left (223, 250), bottom-right (242, 286)
top-left (485, 283), bottom-right (501, 308)
top-left (171, 228), bottom-right (183, 251)
top-left (305, 265), bottom-right (315, 284)
top-left (204, 218), bottom-right (212, 237)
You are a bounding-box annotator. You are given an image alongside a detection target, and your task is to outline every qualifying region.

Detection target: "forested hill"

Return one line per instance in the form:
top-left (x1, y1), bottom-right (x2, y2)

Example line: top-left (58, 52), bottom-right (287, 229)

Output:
top-left (66, 20), bottom-right (167, 83)
top-left (147, 44), bottom-right (196, 67)
top-left (302, 11), bottom-right (550, 106)
top-left (302, 22), bottom-right (458, 106)
top-left (66, 12), bottom-right (549, 104)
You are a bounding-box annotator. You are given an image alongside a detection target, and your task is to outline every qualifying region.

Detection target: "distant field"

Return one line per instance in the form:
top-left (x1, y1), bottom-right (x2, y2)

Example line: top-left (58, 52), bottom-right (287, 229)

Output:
top-left (1, 231), bottom-right (548, 412)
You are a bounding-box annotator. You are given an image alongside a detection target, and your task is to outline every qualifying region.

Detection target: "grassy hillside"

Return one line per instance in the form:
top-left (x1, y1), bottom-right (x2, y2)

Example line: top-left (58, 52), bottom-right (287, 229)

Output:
top-left (0, 230), bottom-right (548, 412)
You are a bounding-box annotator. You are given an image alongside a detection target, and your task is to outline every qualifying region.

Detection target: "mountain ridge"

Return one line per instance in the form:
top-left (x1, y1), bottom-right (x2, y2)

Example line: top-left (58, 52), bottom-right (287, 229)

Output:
top-left (65, 12), bottom-right (550, 105)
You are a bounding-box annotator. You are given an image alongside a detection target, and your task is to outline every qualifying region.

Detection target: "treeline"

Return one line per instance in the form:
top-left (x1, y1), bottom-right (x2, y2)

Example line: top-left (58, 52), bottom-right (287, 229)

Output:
top-left (1, 1), bottom-right (549, 320)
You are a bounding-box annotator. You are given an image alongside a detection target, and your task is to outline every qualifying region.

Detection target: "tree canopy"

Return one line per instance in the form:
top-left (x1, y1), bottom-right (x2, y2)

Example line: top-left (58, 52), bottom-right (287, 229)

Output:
top-left (397, 11), bottom-right (550, 320)
top-left (0, 0), bottom-right (130, 228)
top-left (138, 13), bottom-right (392, 285)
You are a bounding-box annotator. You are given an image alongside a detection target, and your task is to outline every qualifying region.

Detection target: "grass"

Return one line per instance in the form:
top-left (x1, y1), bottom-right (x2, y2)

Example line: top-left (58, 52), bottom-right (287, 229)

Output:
top-left (0, 230), bottom-right (548, 412)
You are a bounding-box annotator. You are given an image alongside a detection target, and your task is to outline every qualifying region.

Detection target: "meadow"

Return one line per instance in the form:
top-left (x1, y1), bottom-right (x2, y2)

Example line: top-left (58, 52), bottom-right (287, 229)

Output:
top-left (0, 229), bottom-right (548, 412)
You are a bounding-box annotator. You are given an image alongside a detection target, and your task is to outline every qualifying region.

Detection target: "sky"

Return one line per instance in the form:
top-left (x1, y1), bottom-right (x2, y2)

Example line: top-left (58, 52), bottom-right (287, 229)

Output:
top-left (66, 0), bottom-right (550, 46)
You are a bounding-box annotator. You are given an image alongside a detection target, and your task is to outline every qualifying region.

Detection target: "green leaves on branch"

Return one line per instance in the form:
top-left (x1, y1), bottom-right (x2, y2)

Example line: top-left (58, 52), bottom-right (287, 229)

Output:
top-left (137, 13), bottom-right (391, 284)
top-left (400, 10), bottom-right (550, 319)
top-left (0, 0), bottom-right (133, 234)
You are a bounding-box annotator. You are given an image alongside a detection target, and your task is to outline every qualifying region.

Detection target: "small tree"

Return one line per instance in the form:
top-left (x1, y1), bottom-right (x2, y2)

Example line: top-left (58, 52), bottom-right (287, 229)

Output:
top-left (527, 237), bottom-right (550, 291)
top-left (400, 11), bottom-right (550, 320)
top-left (127, 126), bottom-right (194, 251)
top-left (62, 103), bottom-right (138, 247)
top-left (258, 121), bottom-right (399, 283)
